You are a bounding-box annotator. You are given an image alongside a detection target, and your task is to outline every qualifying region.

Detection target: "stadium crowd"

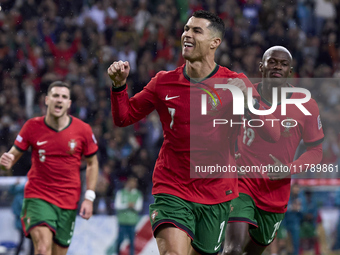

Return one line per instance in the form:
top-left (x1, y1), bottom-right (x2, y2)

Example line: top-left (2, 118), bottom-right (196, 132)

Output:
top-left (0, 0), bottom-right (340, 253)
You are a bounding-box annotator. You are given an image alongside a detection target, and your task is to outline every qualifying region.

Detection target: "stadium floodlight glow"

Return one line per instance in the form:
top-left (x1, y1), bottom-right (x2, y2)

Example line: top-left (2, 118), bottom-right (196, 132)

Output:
top-left (201, 85), bottom-right (312, 116)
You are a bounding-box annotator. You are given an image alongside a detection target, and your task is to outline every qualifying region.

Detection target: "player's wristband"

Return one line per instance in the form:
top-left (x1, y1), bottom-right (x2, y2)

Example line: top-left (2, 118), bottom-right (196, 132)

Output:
top-left (111, 82), bottom-right (127, 92)
top-left (85, 190), bottom-right (96, 202)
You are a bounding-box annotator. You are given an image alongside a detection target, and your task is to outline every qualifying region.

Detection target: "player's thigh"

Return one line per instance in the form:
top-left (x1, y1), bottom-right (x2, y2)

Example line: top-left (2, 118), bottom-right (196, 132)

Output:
top-left (243, 239), bottom-right (268, 255)
top-left (52, 243), bottom-right (69, 255)
top-left (224, 222), bottom-right (249, 254)
top-left (226, 193), bottom-right (259, 245)
top-left (149, 194), bottom-right (195, 254)
top-left (188, 245), bottom-right (201, 255)
top-left (156, 223), bottom-right (192, 255)
top-left (248, 207), bottom-right (285, 247)
top-left (21, 198), bottom-right (58, 239)
top-left (30, 226), bottom-right (54, 250)
top-left (223, 193), bottom-right (259, 254)
top-left (192, 200), bottom-right (232, 255)
top-left (54, 208), bottom-right (77, 248)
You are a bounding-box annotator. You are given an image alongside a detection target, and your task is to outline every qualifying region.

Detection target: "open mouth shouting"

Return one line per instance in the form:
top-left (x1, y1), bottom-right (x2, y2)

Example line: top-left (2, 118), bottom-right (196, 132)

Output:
top-left (184, 42), bottom-right (194, 48)
top-left (55, 105), bottom-right (63, 113)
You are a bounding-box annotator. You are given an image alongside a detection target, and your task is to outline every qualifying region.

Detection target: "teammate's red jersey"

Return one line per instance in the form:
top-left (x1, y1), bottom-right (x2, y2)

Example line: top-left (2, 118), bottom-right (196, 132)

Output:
top-left (237, 83), bottom-right (324, 213)
top-left (14, 116), bottom-right (98, 209)
top-left (111, 64), bottom-right (261, 204)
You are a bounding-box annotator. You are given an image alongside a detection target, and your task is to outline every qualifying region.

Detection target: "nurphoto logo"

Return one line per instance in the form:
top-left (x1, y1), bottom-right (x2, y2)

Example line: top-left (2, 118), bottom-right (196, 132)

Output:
top-left (201, 85), bottom-right (311, 116)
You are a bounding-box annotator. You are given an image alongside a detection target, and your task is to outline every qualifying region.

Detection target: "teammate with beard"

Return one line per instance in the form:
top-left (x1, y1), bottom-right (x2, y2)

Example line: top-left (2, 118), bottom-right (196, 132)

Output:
top-left (0, 81), bottom-right (98, 255)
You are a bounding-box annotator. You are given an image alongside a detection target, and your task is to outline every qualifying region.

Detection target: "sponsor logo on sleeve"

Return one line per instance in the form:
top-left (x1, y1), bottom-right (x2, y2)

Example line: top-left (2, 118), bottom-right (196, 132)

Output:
top-left (317, 115), bottom-right (322, 130)
top-left (92, 134), bottom-right (97, 144)
top-left (16, 135), bottom-right (23, 143)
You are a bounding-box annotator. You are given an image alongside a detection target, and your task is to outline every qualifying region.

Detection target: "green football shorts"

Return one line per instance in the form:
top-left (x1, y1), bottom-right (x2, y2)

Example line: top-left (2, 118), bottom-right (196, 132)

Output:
top-left (149, 193), bottom-right (232, 254)
top-left (228, 193), bottom-right (285, 246)
top-left (21, 198), bottom-right (77, 247)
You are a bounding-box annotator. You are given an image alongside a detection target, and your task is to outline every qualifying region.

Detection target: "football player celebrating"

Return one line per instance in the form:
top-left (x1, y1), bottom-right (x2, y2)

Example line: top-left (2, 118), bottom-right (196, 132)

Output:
top-left (223, 46), bottom-right (324, 255)
top-left (108, 10), bottom-right (280, 255)
top-left (0, 81), bottom-right (98, 255)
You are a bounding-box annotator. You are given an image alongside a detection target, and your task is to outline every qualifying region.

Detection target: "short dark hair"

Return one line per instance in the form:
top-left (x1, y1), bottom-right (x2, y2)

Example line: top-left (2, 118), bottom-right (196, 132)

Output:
top-left (192, 10), bottom-right (225, 39)
top-left (47, 81), bottom-right (71, 95)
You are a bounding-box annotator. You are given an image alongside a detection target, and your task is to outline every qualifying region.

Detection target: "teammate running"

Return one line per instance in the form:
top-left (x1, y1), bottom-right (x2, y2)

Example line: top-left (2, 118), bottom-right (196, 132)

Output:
top-left (223, 46), bottom-right (324, 255)
top-left (0, 81), bottom-right (99, 255)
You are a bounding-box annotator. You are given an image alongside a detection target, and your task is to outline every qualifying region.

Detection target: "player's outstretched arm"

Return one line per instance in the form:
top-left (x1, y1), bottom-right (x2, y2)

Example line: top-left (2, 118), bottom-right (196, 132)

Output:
top-left (107, 60), bottom-right (130, 87)
top-left (271, 99), bottom-right (324, 177)
top-left (267, 144), bottom-right (323, 180)
top-left (79, 154), bottom-right (99, 220)
top-left (287, 144), bottom-right (323, 174)
top-left (0, 146), bottom-right (24, 171)
top-left (266, 154), bottom-right (290, 180)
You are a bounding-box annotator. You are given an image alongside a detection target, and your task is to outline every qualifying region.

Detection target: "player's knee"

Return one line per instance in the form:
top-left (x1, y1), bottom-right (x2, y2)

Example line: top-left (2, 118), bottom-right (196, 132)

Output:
top-left (223, 244), bottom-right (243, 255)
top-left (33, 237), bottom-right (52, 254)
top-left (34, 245), bottom-right (50, 255)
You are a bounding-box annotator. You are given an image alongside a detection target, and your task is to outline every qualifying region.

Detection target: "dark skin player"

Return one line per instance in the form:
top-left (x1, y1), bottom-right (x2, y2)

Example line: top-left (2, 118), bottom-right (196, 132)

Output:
top-left (224, 46), bottom-right (293, 255)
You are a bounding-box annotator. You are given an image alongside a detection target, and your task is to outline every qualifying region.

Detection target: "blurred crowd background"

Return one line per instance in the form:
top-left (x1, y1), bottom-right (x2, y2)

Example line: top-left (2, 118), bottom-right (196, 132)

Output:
top-left (0, 0), bottom-right (340, 254)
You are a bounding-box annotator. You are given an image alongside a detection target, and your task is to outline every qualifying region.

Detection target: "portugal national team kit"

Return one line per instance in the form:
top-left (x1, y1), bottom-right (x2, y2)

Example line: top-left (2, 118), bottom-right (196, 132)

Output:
top-left (110, 64), bottom-right (279, 254)
top-left (228, 82), bottom-right (324, 246)
top-left (14, 116), bottom-right (98, 209)
top-left (237, 82), bottom-right (324, 213)
top-left (111, 64), bottom-right (261, 204)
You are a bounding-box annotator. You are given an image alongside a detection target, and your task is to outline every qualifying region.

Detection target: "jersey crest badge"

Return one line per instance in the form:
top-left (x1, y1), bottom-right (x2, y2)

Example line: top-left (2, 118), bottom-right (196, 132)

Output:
top-left (68, 139), bottom-right (77, 154)
top-left (151, 210), bottom-right (158, 222)
top-left (282, 118), bottom-right (295, 137)
top-left (208, 94), bottom-right (221, 111)
top-left (198, 86), bottom-right (222, 115)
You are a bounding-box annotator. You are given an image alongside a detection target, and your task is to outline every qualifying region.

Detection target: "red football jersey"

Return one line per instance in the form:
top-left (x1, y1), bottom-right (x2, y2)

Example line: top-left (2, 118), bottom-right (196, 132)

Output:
top-left (237, 83), bottom-right (324, 213)
top-left (14, 116), bottom-right (98, 209)
top-left (111, 64), bottom-right (261, 204)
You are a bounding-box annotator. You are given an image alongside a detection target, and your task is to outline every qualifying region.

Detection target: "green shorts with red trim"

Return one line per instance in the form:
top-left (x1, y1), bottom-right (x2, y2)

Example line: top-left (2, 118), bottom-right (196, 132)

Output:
top-left (228, 193), bottom-right (285, 246)
top-left (149, 193), bottom-right (231, 255)
top-left (21, 198), bottom-right (77, 247)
